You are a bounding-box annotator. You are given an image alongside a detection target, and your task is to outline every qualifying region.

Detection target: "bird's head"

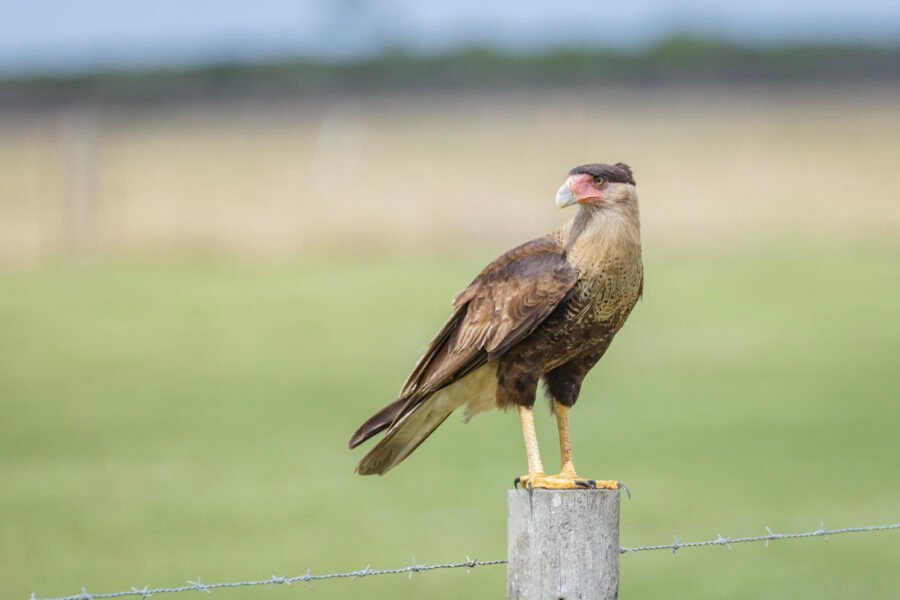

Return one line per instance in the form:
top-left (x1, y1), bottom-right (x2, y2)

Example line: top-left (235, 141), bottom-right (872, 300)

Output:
top-left (555, 163), bottom-right (636, 210)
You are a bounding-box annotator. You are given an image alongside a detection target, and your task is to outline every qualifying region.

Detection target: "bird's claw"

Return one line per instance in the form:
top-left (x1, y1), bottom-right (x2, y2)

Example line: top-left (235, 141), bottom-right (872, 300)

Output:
top-left (514, 474), bottom-right (626, 492)
top-left (581, 479), bottom-right (630, 497)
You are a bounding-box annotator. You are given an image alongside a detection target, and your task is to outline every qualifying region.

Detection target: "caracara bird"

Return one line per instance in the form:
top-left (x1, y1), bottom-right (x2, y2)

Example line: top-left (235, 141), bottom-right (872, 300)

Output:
top-left (349, 163), bottom-right (642, 490)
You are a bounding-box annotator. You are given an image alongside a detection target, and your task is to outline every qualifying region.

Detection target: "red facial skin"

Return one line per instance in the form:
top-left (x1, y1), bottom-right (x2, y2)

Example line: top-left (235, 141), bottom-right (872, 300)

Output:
top-left (565, 173), bottom-right (605, 204)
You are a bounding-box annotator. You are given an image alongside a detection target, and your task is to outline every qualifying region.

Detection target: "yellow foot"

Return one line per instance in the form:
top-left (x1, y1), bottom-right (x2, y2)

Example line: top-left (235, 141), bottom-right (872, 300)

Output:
top-left (514, 473), bottom-right (624, 492)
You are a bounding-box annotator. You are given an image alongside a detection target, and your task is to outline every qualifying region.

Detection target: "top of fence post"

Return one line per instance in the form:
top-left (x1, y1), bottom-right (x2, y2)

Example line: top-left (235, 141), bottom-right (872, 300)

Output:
top-left (507, 488), bottom-right (620, 600)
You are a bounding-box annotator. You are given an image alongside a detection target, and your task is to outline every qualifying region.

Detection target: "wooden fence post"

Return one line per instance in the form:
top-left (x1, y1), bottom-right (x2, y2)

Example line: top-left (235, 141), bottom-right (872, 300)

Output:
top-left (60, 108), bottom-right (98, 253)
top-left (507, 489), bottom-right (620, 600)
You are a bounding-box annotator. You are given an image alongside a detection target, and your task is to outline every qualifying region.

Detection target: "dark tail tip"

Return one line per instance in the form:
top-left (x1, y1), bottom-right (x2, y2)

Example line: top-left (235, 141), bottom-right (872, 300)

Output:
top-left (348, 397), bottom-right (408, 450)
top-left (348, 431), bottom-right (366, 450)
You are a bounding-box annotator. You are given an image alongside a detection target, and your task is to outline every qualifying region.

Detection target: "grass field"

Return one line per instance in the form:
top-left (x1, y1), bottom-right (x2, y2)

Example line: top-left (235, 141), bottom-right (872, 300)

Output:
top-left (2, 244), bottom-right (899, 600)
top-left (2, 88), bottom-right (900, 598)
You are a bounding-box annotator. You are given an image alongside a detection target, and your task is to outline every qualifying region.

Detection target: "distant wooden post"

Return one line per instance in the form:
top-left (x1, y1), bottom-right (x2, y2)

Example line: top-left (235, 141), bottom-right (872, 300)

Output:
top-left (60, 108), bottom-right (98, 253)
top-left (507, 489), bottom-right (620, 600)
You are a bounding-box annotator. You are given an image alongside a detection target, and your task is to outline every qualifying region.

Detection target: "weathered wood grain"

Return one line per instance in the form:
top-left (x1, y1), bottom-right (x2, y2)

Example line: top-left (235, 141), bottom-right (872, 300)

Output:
top-left (507, 489), bottom-right (620, 600)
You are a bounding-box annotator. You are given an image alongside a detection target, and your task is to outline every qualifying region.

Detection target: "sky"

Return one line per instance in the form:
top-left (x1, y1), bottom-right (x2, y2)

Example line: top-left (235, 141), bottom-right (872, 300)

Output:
top-left (3, 0), bottom-right (900, 75)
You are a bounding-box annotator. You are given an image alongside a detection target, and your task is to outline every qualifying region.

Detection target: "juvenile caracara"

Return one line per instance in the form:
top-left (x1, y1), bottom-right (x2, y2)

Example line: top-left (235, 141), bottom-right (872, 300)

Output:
top-left (349, 163), bottom-right (642, 490)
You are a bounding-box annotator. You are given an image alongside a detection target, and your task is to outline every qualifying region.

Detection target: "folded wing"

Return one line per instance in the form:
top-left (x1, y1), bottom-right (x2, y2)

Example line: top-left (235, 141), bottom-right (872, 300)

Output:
top-left (349, 236), bottom-right (578, 473)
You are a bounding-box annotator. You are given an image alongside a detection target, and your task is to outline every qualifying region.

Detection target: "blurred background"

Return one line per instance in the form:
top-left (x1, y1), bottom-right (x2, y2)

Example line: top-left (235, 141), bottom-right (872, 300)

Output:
top-left (2, 1), bottom-right (899, 599)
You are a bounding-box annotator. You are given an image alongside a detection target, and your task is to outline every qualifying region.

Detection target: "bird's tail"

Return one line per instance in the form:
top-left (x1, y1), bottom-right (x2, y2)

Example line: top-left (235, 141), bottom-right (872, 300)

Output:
top-left (354, 389), bottom-right (458, 476)
top-left (348, 396), bottom-right (407, 450)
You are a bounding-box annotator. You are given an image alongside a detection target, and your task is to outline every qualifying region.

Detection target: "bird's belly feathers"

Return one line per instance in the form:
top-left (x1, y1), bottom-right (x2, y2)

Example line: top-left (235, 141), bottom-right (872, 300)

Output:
top-left (532, 260), bottom-right (642, 371)
top-left (578, 259), bottom-right (643, 322)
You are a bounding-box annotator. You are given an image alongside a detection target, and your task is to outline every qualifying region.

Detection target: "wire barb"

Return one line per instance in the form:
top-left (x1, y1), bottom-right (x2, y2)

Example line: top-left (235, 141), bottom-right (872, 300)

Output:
top-left (186, 580), bottom-right (210, 595)
top-left (671, 536), bottom-right (682, 556)
top-left (31, 522), bottom-right (900, 600)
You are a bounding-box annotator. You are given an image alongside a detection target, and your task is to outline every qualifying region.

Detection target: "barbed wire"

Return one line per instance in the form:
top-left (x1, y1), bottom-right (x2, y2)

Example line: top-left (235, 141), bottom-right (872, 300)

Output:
top-left (619, 521), bottom-right (900, 554)
top-left (31, 559), bottom-right (508, 600)
top-left (31, 521), bottom-right (900, 600)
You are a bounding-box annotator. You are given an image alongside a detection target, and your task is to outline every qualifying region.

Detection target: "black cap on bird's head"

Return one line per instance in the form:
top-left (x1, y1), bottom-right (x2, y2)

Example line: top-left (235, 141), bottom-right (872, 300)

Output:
top-left (568, 163), bottom-right (635, 185)
top-left (556, 163), bottom-right (636, 209)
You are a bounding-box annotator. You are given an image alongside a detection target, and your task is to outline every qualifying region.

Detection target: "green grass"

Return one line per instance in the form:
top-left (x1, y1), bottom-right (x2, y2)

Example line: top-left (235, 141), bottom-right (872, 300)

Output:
top-left (2, 246), bottom-right (899, 599)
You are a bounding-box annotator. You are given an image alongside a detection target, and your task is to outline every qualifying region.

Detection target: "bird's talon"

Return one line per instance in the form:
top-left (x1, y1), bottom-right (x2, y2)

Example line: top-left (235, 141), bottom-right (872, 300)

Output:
top-left (617, 482), bottom-right (631, 499)
top-left (515, 473), bottom-right (622, 490)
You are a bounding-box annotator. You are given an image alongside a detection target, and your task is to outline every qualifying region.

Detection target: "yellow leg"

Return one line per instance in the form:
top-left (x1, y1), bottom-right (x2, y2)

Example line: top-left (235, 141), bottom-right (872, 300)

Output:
top-left (556, 403), bottom-right (577, 478)
top-left (553, 403), bottom-right (618, 490)
top-left (519, 405), bottom-right (544, 476)
top-left (515, 403), bottom-right (621, 491)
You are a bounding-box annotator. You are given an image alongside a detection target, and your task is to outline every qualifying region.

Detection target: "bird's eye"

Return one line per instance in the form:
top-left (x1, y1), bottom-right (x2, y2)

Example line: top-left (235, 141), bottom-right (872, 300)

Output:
top-left (593, 176), bottom-right (605, 186)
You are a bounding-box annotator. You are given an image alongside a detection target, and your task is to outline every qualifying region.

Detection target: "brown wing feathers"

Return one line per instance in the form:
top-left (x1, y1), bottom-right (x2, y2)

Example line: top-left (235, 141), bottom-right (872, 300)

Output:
top-left (348, 237), bottom-right (577, 459)
top-left (465, 252), bottom-right (577, 359)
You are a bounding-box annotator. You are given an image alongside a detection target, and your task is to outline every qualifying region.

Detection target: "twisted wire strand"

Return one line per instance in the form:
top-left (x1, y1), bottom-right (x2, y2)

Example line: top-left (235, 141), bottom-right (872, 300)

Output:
top-left (31, 559), bottom-right (506, 600)
top-left (620, 522), bottom-right (900, 554)
top-left (32, 522), bottom-right (900, 600)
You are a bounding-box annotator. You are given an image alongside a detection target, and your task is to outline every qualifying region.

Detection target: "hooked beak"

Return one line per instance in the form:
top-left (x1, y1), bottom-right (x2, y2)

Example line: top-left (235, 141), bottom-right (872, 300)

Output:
top-left (555, 182), bottom-right (577, 209)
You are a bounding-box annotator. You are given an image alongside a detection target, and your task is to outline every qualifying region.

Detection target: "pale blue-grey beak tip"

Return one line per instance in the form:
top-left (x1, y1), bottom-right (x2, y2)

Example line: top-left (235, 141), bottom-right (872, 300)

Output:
top-left (555, 182), bottom-right (577, 209)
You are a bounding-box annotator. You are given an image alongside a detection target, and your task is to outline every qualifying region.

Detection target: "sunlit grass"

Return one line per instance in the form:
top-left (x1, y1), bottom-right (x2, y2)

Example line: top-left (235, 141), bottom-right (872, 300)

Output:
top-left (1, 244), bottom-right (898, 599)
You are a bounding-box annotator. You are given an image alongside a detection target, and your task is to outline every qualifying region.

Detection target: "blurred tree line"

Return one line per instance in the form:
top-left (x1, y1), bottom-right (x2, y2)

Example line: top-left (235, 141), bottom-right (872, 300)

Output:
top-left (2, 37), bottom-right (898, 109)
